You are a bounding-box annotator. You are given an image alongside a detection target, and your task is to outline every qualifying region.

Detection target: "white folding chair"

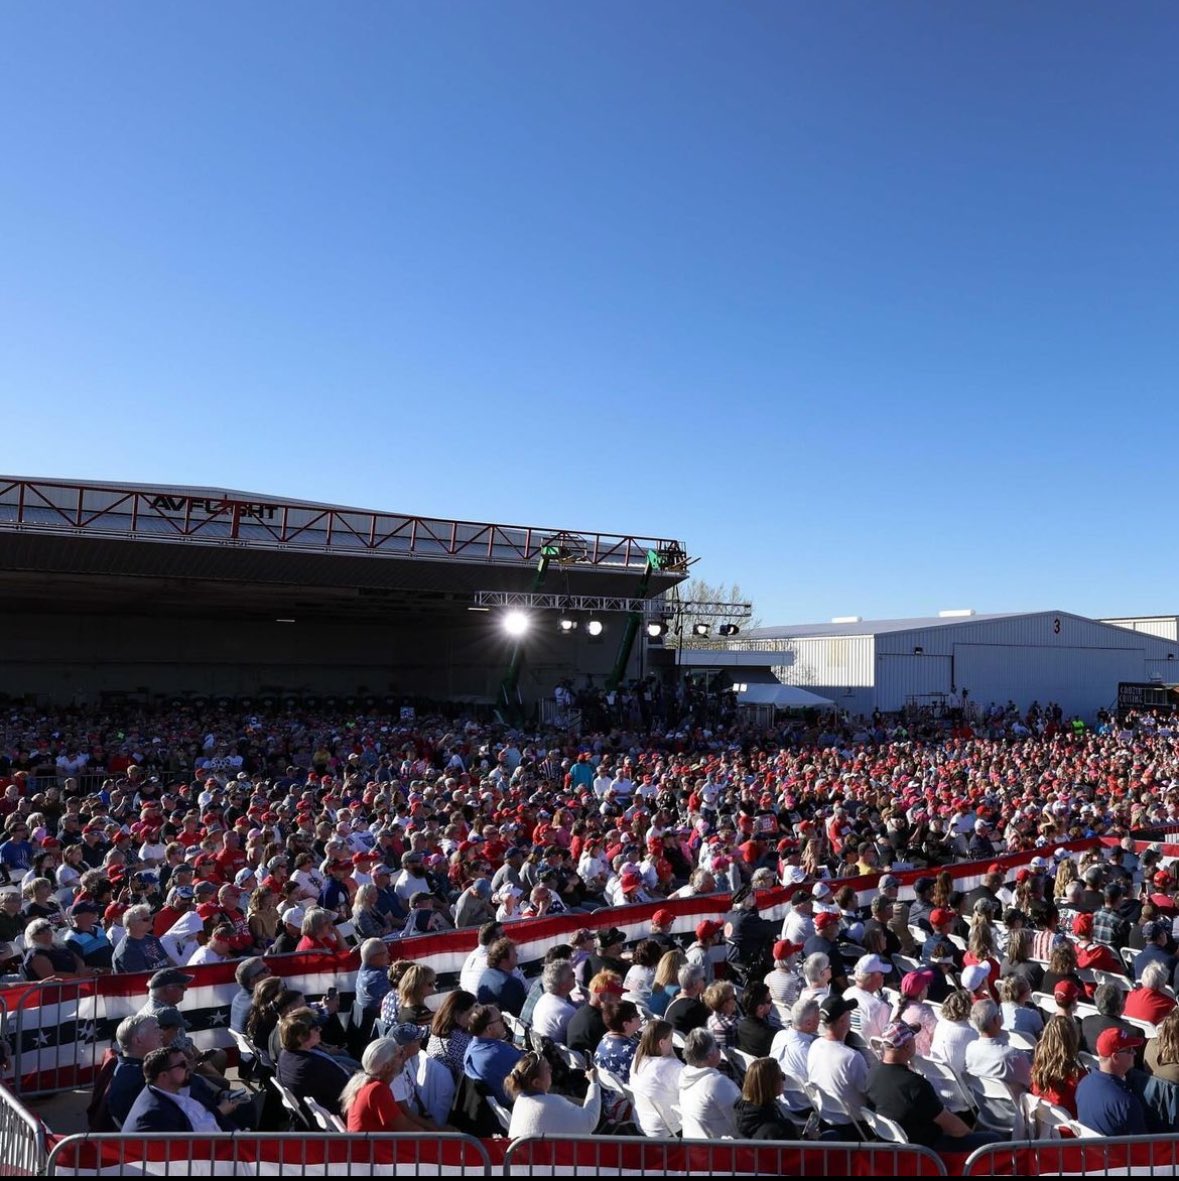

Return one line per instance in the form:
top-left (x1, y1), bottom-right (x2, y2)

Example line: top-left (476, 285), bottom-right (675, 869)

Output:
top-left (725, 1046), bottom-right (757, 1079)
top-left (893, 954), bottom-right (922, 975)
top-left (671, 1029), bottom-right (687, 1052)
top-left (860, 1105), bottom-right (909, 1143)
top-left (1124, 1015), bottom-right (1159, 1038)
top-left (1006, 1029), bottom-right (1038, 1052)
top-left (968, 1075), bottom-right (1024, 1137)
top-left (1078, 1050), bottom-right (1100, 1073)
top-left (552, 1043), bottom-right (587, 1072)
top-left (501, 1011), bottom-right (529, 1047)
top-left (334, 920), bottom-right (358, 947)
top-left (486, 1093), bottom-right (513, 1135)
top-left (1021, 1091), bottom-right (1075, 1139)
top-left (269, 1076), bottom-right (312, 1130)
top-left (304, 1094), bottom-right (346, 1133)
top-left (912, 1055), bottom-right (974, 1114)
top-left (804, 1079), bottom-right (867, 1138)
top-left (1091, 968), bottom-right (1130, 993)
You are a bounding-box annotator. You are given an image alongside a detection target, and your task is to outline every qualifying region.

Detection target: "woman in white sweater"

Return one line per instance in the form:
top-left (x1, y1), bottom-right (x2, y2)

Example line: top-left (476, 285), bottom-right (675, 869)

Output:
top-left (929, 988), bottom-right (979, 1076)
top-left (505, 1051), bottom-right (601, 1138)
top-left (629, 1020), bottom-right (684, 1138)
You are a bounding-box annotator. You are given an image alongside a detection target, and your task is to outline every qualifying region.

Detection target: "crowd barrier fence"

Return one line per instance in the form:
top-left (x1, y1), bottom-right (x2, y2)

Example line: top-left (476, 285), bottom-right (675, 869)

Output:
top-left (501, 1134), bottom-right (948, 1176)
top-left (9, 979), bottom-right (109, 1099)
top-left (45, 1131), bottom-right (496, 1177)
top-left (0, 1079), bottom-right (48, 1177)
top-left (962, 1133), bottom-right (1179, 1176)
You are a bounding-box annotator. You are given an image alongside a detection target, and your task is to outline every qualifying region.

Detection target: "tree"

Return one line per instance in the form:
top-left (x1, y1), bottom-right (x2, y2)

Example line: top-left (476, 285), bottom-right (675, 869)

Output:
top-left (659, 579), bottom-right (761, 648)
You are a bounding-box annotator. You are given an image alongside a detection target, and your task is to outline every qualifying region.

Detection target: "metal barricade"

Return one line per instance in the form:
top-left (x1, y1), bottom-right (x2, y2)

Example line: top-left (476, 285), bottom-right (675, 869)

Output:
top-left (47, 1131), bottom-right (495, 1176)
top-left (9, 979), bottom-right (108, 1099)
top-left (963, 1134), bottom-right (1179, 1176)
top-left (0, 1079), bottom-right (48, 1176)
top-left (502, 1135), bottom-right (947, 1177)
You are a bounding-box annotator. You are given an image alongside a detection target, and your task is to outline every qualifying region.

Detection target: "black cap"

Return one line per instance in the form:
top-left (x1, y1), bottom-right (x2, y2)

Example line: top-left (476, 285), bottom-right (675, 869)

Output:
top-left (819, 994), bottom-right (858, 1023)
top-left (914, 876), bottom-right (935, 894)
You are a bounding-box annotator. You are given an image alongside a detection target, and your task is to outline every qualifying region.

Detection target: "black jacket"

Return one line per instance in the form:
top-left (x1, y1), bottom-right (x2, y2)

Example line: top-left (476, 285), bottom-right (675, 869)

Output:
top-left (734, 1098), bottom-right (798, 1141)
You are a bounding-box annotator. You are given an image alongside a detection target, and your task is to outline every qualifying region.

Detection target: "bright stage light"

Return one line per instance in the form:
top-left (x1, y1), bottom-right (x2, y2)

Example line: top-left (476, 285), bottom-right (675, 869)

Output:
top-left (503, 610), bottom-right (530, 637)
top-left (587, 619), bottom-right (604, 637)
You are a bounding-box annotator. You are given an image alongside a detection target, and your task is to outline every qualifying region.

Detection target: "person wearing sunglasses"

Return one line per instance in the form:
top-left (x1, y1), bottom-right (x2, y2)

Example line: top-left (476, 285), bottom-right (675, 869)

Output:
top-left (122, 1046), bottom-right (252, 1133)
top-left (1075, 1027), bottom-right (1148, 1136)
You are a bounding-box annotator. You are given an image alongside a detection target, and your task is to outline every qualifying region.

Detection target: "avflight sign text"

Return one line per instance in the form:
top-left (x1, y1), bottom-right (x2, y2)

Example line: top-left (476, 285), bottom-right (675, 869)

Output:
top-left (148, 495), bottom-right (279, 521)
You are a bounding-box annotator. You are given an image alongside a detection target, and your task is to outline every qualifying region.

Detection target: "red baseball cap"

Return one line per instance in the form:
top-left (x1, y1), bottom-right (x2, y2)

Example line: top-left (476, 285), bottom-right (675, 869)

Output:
top-left (773, 938), bottom-right (802, 961)
top-left (1054, 980), bottom-right (1081, 1005)
top-left (1096, 1026), bottom-right (1145, 1057)
top-left (930, 907), bottom-right (957, 927)
top-left (814, 910), bottom-right (841, 930)
top-left (652, 908), bottom-right (675, 927)
top-left (695, 919), bottom-right (724, 940)
top-left (1073, 913), bottom-right (1094, 937)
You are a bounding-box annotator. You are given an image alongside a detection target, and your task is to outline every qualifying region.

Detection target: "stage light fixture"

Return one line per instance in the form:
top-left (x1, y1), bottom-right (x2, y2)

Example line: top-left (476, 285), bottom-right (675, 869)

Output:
top-left (587, 618), bottom-right (604, 637)
top-left (646, 621), bottom-right (665, 638)
top-left (718, 624), bottom-right (740, 636)
top-left (503, 610), bottom-right (530, 637)
top-left (559, 617), bottom-right (578, 633)
top-left (692, 623), bottom-right (711, 637)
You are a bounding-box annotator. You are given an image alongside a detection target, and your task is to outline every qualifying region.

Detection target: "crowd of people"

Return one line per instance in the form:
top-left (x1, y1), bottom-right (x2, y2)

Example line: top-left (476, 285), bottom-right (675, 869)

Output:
top-left (3, 695), bottom-right (1179, 1153)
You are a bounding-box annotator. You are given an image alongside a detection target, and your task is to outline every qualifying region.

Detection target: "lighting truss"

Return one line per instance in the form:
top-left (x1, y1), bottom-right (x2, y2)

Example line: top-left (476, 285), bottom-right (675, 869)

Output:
top-left (471, 591), bottom-right (752, 619)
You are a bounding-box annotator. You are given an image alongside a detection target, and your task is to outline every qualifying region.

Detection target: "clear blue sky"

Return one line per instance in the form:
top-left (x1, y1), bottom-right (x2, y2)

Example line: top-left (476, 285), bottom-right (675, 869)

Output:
top-left (4, 3), bottom-right (1179, 626)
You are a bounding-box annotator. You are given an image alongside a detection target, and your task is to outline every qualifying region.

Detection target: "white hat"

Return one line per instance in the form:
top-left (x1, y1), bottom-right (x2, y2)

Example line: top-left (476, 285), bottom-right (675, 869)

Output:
top-left (280, 906), bottom-right (305, 928)
top-left (961, 964), bottom-right (991, 992)
top-left (812, 882), bottom-right (832, 899)
top-left (854, 954), bottom-right (891, 977)
top-left (784, 866), bottom-right (807, 885)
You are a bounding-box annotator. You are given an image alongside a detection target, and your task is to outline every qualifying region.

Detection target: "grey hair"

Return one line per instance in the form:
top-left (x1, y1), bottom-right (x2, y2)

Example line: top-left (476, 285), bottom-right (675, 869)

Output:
top-left (682, 1027), bottom-right (718, 1066)
top-left (301, 907), bottom-right (332, 937)
top-left (803, 952), bottom-right (830, 986)
top-left (1093, 983), bottom-right (1123, 1017)
top-left (1142, 961), bottom-right (1170, 991)
top-left (25, 918), bottom-right (55, 940)
top-left (359, 937), bottom-right (386, 967)
top-left (678, 964), bottom-right (705, 991)
top-left (124, 904), bottom-right (152, 926)
top-left (354, 883), bottom-right (377, 911)
top-left (339, 1037), bottom-right (402, 1116)
top-left (970, 998), bottom-right (1002, 1034)
top-left (116, 1013), bottom-right (159, 1054)
top-left (790, 997), bottom-right (820, 1028)
top-left (542, 959), bottom-right (573, 994)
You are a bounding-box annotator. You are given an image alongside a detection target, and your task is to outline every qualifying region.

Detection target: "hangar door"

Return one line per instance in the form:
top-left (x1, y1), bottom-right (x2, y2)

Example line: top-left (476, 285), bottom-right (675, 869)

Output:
top-left (952, 644), bottom-right (1142, 718)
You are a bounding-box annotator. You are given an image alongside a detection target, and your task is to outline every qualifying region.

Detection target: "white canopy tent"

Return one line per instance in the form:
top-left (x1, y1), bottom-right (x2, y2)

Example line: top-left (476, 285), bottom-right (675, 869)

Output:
top-left (733, 683), bottom-right (838, 710)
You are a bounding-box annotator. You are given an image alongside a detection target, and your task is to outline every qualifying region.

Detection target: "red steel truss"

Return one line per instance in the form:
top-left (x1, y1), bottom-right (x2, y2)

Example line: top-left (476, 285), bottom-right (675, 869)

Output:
top-left (0, 476), bottom-right (689, 573)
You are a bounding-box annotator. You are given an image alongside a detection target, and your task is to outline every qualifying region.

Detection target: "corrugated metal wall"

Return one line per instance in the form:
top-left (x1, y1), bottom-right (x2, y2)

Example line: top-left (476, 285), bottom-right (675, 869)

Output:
top-left (1101, 617), bottom-right (1179, 641)
top-left (767, 635), bottom-right (875, 717)
top-left (875, 612), bottom-right (1178, 717)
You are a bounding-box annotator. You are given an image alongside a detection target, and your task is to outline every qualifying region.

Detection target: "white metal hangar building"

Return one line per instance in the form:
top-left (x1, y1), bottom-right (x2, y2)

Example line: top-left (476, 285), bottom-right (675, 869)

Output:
top-left (730, 610), bottom-right (1179, 720)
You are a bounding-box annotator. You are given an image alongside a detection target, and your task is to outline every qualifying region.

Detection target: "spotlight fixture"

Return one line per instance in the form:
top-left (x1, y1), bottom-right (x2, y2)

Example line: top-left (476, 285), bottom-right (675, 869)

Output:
top-left (692, 623), bottom-right (711, 637)
top-left (718, 624), bottom-right (740, 636)
top-left (559, 616), bottom-right (578, 633)
top-left (646, 621), bottom-right (665, 638)
top-left (503, 610), bottom-right (530, 637)
top-left (587, 618), bottom-right (604, 637)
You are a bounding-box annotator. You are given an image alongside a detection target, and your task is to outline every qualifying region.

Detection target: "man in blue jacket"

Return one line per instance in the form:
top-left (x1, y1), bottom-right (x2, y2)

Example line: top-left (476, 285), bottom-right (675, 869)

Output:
top-left (123, 1047), bottom-right (252, 1133)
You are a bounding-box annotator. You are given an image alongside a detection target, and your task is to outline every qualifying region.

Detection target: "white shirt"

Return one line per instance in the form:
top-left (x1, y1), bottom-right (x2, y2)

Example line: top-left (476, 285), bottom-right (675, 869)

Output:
top-left (843, 986), bottom-right (891, 1043)
top-left (630, 1055), bottom-right (684, 1137)
top-left (159, 910), bottom-right (204, 966)
top-left (186, 944), bottom-right (227, 966)
top-left (508, 1082), bottom-right (602, 1138)
top-left (393, 1051), bottom-right (455, 1126)
top-left (394, 870), bottom-right (432, 906)
top-left (679, 1065), bottom-right (740, 1140)
top-left (780, 909), bottom-right (814, 945)
top-left (930, 1018), bottom-right (978, 1077)
top-left (807, 1036), bottom-right (868, 1125)
top-left (531, 993), bottom-right (578, 1043)
top-left (459, 946), bottom-right (490, 995)
top-left (964, 1034), bottom-right (1032, 1090)
top-left (770, 1027), bottom-right (814, 1101)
